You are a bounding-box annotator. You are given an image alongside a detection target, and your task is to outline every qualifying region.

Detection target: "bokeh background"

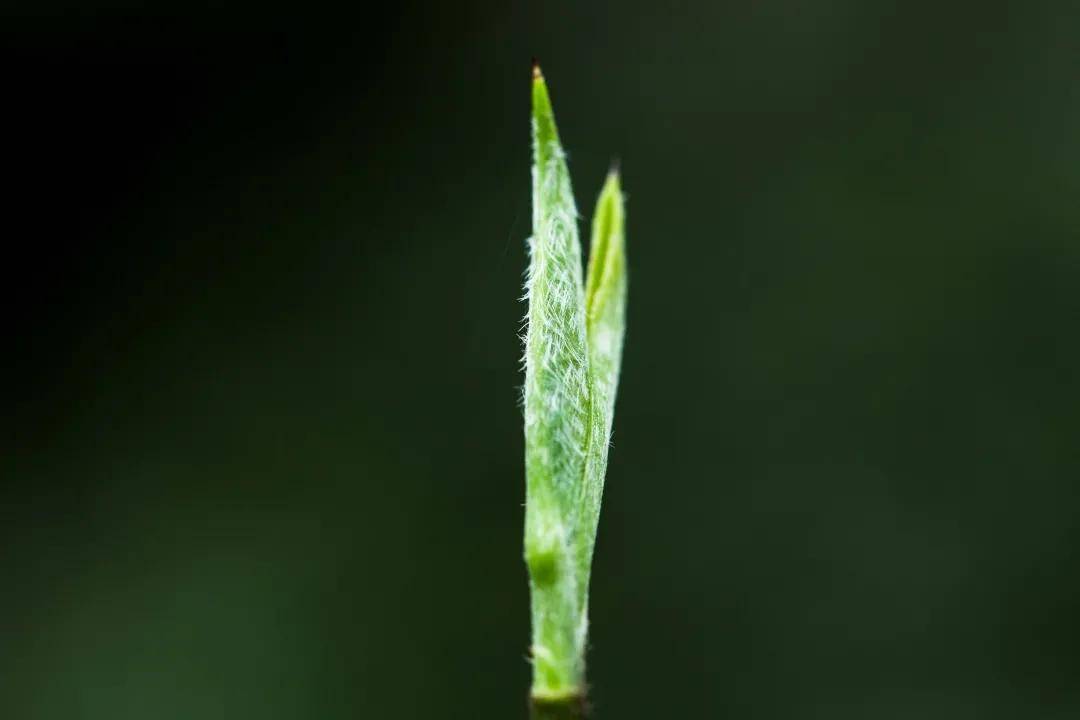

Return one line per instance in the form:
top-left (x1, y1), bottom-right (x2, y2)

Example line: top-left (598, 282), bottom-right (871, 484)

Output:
top-left (5, 2), bottom-right (1080, 718)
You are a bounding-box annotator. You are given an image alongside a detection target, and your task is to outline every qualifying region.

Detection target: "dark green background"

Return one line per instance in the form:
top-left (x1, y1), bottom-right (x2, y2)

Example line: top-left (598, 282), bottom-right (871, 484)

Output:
top-left (5, 2), bottom-right (1080, 718)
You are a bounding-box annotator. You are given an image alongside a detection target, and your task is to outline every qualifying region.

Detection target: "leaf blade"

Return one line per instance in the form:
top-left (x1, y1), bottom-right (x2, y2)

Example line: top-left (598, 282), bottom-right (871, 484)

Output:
top-left (574, 170), bottom-right (628, 619)
top-left (523, 64), bottom-right (590, 697)
top-left (585, 168), bottom-right (628, 427)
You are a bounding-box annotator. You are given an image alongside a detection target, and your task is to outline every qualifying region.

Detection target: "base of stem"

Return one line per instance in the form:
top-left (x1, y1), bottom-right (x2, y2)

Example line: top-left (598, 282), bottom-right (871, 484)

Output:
top-left (529, 693), bottom-right (588, 720)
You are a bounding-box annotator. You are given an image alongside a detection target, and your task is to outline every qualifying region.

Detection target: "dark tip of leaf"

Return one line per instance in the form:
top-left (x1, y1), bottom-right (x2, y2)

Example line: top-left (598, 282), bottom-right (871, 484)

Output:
top-left (608, 156), bottom-right (621, 176)
top-left (532, 58), bottom-right (543, 80)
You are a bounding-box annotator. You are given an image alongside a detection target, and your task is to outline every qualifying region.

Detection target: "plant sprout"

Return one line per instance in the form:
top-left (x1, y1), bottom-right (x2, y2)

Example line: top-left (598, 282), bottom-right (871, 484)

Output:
top-left (523, 62), bottom-right (627, 717)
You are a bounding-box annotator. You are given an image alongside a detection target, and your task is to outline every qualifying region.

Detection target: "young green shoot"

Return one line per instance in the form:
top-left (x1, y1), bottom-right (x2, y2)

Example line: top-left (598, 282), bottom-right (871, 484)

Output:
top-left (523, 62), bottom-right (627, 711)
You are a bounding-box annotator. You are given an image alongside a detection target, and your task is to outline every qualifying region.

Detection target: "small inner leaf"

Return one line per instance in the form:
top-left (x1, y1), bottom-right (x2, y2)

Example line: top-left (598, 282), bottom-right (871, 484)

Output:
top-left (574, 169), bottom-right (627, 622)
top-left (584, 168), bottom-right (627, 426)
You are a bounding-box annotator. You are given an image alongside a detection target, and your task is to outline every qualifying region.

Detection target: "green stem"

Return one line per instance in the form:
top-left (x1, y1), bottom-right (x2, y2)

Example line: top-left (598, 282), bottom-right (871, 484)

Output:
top-left (530, 694), bottom-right (589, 720)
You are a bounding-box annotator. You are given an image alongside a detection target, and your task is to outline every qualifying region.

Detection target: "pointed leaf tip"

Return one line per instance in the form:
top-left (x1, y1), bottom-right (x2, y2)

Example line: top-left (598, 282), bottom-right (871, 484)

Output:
top-left (531, 67), bottom-right (560, 171)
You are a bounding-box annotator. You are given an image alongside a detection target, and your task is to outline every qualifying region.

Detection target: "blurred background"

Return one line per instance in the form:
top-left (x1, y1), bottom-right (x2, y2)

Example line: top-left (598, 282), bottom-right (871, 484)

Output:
top-left (4, 1), bottom-right (1080, 718)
